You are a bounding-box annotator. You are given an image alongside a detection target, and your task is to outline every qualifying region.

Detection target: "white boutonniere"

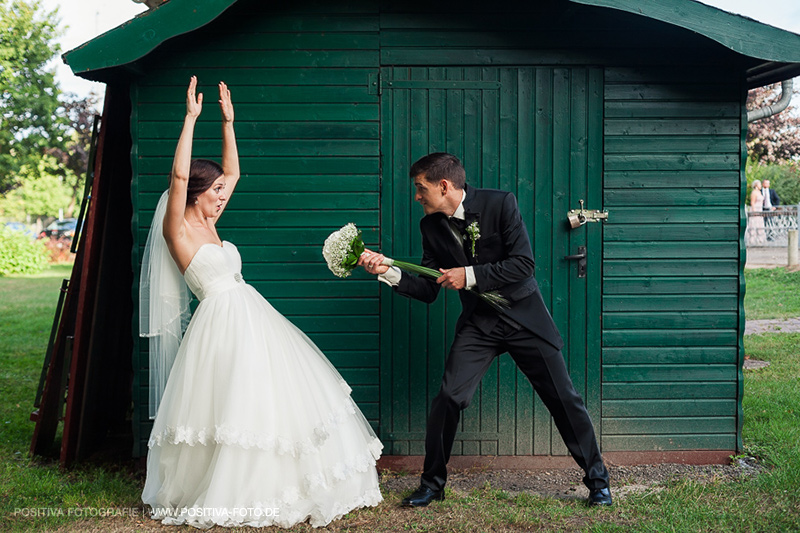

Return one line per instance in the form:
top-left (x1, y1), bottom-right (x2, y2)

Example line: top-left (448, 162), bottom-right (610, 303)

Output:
top-left (466, 220), bottom-right (480, 258)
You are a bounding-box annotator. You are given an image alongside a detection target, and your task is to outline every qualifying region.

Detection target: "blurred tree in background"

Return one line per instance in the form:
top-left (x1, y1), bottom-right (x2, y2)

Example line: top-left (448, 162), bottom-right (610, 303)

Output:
top-left (746, 82), bottom-right (800, 205)
top-left (747, 84), bottom-right (800, 164)
top-left (0, 0), bottom-right (65, 195)
top-left (0, 0), bottom-right (97, 225)
top-left (46, 92), bottom-right (99, 217)
top-left (0, 155), bottom-right (75, 221)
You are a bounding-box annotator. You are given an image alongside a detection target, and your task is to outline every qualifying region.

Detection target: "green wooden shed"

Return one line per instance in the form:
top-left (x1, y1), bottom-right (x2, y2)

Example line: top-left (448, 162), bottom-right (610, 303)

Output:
top-left (56, 0), bottom-right (800, 466)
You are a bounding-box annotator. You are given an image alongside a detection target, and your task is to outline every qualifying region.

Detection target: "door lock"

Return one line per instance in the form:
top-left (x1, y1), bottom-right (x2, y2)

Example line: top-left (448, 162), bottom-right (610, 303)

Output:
top-left (567, 199), bottom-right (608, 229)
top-left (564, 246), bottom-right (587, 278)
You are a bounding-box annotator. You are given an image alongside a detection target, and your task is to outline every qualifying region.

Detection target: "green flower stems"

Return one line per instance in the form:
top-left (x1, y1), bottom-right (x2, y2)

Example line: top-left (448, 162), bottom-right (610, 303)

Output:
top-left (381, 257), bottom-right (510, 311)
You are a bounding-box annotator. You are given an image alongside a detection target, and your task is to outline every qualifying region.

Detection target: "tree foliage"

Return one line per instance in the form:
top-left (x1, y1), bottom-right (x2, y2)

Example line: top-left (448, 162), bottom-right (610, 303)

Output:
top-left (0, 226), bottom-right (49, 275)
top-left (746, 82), bottom-right (800, 205)
top-left (0, 155), bottom-right (75, 220)
top-left (746, 83), bottom-right (800, 164)
top-left (47, 92), bottom-right (100, 216)
top-left (746, 158), bottom-right (800, 206)
top-left (0, 0), bottom-right (65, 194)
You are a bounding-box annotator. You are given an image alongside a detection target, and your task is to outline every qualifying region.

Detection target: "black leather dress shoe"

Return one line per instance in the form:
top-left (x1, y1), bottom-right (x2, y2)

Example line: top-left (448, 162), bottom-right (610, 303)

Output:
top-left (401, 485), bottom-right (445, 507)
top-left (588, 487), bottom-right (613, 506)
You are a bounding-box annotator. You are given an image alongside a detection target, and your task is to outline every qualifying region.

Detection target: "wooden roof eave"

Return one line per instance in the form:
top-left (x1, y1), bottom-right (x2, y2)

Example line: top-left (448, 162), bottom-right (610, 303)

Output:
top-left (62, 0), bottom-right (238, 82)
top-left (570, 0), bottom-right (800, 88)
top-left (65, 0), bottom-right (800, 88)
top-left (745, 62), bottom-right (800, 88)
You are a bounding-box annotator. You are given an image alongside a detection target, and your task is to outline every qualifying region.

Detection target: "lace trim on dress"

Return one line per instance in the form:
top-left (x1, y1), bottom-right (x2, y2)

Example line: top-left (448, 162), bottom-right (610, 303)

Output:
top-left (148, 397), bottom-right (378, 458)
top-left (366, 436), bottom-right (383, 459)
top-left (146, 447), bottom-right (383, 529)
top-left (302, 439), bottom-right (383, 492)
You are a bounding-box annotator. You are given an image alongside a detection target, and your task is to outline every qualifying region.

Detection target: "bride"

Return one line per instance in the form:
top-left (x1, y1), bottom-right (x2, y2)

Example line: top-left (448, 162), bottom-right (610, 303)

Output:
top-left (140, 77), bottom-right (383, 528)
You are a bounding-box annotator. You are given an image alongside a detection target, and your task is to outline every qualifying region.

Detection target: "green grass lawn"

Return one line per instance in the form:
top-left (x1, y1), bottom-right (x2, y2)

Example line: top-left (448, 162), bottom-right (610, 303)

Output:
top-left (0, 266), bottom-right (798, 531)
top-left (744, 267), bottom-right (800, 320)
top-left (0, 265), bottom-right (143, 532)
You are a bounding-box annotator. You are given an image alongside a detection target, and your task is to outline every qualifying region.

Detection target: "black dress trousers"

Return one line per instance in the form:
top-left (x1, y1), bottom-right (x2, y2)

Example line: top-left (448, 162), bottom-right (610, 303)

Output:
top-left (420, 316), bottom-right (609, 492)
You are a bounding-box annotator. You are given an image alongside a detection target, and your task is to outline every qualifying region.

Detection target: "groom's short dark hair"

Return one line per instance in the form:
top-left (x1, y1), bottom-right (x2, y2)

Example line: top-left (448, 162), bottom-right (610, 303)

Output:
top-left (410, 153), bottom-right (466, 190)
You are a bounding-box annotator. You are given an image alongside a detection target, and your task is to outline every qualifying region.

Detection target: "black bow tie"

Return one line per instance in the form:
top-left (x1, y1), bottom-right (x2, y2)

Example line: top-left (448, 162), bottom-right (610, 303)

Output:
top-left (449, 216), bottom-right (467, 233)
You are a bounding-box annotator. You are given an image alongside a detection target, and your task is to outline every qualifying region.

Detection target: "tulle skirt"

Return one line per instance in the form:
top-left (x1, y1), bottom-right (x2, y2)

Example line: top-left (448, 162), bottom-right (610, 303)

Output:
top-left (142, 283), bottom-right (383, 529)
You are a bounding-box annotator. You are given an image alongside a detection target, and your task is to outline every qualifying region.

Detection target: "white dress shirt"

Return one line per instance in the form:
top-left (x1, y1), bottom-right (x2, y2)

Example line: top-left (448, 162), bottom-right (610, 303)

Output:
top-left (763, 188), bottom-right (773, 209)
top-left (378, 189), bottom-right (477, 289)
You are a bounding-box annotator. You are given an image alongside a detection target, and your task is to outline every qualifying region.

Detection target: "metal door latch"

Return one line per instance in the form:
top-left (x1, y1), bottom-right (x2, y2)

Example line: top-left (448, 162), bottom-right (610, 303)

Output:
top-left (564, 246), bottom-right (587, 278)
top-left (567, 199), bottom-right (608, 228)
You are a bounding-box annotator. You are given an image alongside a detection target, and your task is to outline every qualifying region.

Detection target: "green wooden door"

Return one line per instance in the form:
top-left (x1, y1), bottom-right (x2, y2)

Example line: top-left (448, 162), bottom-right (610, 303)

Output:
top-left (379, 66), bottom-right (603, 456)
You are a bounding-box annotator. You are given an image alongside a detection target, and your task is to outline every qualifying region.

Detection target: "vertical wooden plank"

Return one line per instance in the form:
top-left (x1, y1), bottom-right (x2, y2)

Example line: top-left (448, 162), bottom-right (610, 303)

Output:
top-left (410, 67), bottom-right (429, 166)
top-left (391, 68), bottom-right (411, 448)
top-left (446, 67), bottom-right (465, 159)
top-left (428, 67), bottom-right (446, 152)
top-left (499, 68), bottom-right (518, 194)
top-left (475, 357), bottom-right (500, 454)
top-left (498, 68), bottom-right (519, 455)
top-left (451, 439), bottom-right (462, 456)
top-left (550, 67), bottom-right (571, 456)
top-left (426, 67), bottom-right (447, 456)
top-left (481, 67), bottom-right (500, 190)
top-left (409, 68), bottom-right (429, 452)
top-left (443, 69), bottom-right (464, 450)
top-left (586, 68), bottom-right (604, 430)
top-left (568, 67), bottom-right (589, 405)
top-left (533, 68), bottom-right (554, 454)
top-left (379, 66), bottom-right (395, 453)
top-left (464, 68), bottom-right (482, 188)
top-left (515, 67), bottom-right (535, 455)
top-left (379, 64), bottom-right (398, 455)
top-left (461, 67), bottom-right (482, 445)
top-left (479, 68), bottom-right (500, 452)
top-left (409, 68), bottom-right (429, 262)
top-left (480, 357), bottom-right (499, 452)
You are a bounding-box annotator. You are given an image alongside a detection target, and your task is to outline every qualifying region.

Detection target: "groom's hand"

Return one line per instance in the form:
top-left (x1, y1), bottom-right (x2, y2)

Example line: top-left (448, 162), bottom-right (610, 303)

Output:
top-left (437, 267), bottom-right (466, 290)
top-left (358, 249), bottom-right (390, 275)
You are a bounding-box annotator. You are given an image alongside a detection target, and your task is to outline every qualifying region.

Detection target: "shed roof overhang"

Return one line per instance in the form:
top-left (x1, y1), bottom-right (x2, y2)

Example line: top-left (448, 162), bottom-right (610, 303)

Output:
top-left (64, 0), bottom-right (800, 88)
top-left (572, 0), bottom-right (800, 87)
top-left (63, 0), bottom-right (238, 82)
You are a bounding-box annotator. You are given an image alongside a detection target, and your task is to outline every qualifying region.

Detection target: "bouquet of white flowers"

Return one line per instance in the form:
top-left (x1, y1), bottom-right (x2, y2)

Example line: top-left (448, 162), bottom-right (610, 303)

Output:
top-left (321, 223), bottom-right (364, 278)
top-left (323, 223), bottom-right (509, 311)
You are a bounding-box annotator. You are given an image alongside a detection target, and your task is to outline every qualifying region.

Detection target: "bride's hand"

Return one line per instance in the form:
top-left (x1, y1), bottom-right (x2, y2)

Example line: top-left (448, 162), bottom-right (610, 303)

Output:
top-left (186, 76), bottom-right (203, 118)
top-left (358, 248), bottom-right (390, 275)
top-left (219, 81), bottom-right (234, 123)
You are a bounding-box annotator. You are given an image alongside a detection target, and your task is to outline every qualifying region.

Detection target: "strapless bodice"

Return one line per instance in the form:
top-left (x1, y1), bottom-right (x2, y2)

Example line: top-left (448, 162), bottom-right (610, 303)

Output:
top-left (183, 241), bottom-right (245, 300)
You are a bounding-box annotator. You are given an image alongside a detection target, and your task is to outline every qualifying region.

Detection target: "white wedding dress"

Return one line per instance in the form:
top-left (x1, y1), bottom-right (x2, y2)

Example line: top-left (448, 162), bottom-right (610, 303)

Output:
top-left (142, 241), bottom-right (383, 529)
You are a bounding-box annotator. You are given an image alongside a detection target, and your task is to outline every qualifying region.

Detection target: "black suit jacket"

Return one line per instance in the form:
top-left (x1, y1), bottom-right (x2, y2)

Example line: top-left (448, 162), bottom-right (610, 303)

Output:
top-left (394, 185), bottom-right (564, 350)
top-left (766, 188), bottom-right (781, 207)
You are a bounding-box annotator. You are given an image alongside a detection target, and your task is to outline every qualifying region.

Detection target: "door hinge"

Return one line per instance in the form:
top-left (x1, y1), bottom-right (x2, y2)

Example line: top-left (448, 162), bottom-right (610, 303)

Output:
top-left (368, 72), bottom-right (381, 95)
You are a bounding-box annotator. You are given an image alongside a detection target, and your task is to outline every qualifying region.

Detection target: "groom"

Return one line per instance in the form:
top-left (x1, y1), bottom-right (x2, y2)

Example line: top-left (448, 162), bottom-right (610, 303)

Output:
top-left (358, 153), bottom-right (612, 507)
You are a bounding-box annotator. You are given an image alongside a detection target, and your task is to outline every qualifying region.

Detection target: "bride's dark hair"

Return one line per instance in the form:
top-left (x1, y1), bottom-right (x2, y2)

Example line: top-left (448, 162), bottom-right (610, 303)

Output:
top-left (186, 159), bottom-right (224, 205)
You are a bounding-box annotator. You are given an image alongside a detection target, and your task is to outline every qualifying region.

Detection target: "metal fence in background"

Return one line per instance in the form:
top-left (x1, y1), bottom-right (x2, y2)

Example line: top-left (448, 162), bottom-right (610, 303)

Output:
top-left (745, 204), bottom-right (799, 247)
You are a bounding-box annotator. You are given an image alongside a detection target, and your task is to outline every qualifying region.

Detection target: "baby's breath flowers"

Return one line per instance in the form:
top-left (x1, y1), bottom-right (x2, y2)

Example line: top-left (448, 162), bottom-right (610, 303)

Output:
top-left (323, 223), bottom-right (509, 311)
top-left (322, 223), bottom-right (364, 278)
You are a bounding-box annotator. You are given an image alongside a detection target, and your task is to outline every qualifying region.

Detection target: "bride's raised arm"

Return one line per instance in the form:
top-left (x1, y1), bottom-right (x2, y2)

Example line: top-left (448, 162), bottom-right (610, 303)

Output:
top-left (164, 76), bottom-right (203, 244)
top-left (215, 81), bottom-right (239, 219)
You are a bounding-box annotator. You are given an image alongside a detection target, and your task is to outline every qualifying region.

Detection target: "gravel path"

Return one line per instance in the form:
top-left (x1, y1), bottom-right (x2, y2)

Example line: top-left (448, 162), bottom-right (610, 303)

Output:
top-left (380, 458), bottom-right (762, 504)
top-left (745, 317), bottom-right (800, 335)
